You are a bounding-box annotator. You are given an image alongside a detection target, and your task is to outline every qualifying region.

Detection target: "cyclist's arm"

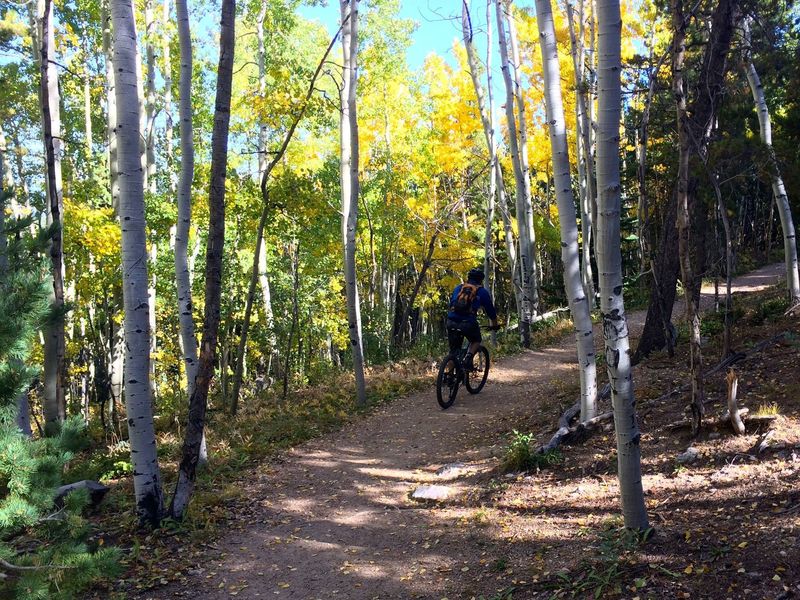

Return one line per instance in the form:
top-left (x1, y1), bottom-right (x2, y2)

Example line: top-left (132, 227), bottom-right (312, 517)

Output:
top-left (479, 288), bottom-right (498, 324)
top-left (449, 285), bottom-right (461, 311)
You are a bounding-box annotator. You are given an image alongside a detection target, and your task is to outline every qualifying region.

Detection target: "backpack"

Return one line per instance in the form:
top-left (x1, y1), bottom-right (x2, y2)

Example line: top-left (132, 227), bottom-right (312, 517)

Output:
top-left (453, 283), bottom-right (479, 315)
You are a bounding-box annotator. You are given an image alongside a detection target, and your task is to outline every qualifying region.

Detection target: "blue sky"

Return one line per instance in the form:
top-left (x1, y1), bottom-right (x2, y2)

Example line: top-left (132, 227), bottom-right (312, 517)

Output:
top-left (297, 0), bottom-right (496, 71)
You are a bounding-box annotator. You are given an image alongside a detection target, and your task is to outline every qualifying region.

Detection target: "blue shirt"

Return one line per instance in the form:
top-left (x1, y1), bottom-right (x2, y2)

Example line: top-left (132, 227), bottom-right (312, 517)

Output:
top-left (447, 283), bottom-right (498, 323)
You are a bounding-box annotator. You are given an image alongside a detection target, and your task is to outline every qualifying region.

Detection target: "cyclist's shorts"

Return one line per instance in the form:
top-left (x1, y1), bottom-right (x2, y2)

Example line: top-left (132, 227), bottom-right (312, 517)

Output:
top-left (446, 319), bottom-right (481, 352)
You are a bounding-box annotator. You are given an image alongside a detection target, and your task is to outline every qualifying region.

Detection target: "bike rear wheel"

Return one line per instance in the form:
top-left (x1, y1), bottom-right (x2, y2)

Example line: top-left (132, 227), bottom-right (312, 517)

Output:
top-left (465, 346), bottom-right (490, 394)
top-left (436, 354), bottom-right (460, 409)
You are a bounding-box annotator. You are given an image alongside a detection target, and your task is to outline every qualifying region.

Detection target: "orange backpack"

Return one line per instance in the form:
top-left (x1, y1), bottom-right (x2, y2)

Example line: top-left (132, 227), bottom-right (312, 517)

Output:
top-left (453, 283), bottom-right (479, 315)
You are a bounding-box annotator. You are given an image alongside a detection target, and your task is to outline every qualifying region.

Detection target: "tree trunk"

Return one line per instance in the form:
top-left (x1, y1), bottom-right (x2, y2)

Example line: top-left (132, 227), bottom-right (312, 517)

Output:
top-left (673, 0), bottom-right (705, 435)
top-left (283, 242), bottom-right (300, 399)
top-left (143, 0), bottom-right (158, 399)
top-left (82, 40), bottom-right (93, 172)
top-left (395, 229), bottom-right (438, 348)
top-left (565, 0), bottom-right (595, 304)
top-left (506, 4), bottom-right (540, 313)
top-left (635, 0), bottom-right (738, 361)
top-left (726, 368), bottom-right (745, 435)
top-left (174, 0), bottom-right (199, 408)
top-left (39, 0), bottom-right (66, 434)
top-left (110, 0), bottom-right (164, 526)
top-left (635, 47), bottom-right (669, 275)
top-left (228, 26), bottom-right (343, 414)
top-left (596, 0), bottom-right (649, 530)
top-left (711, 172), bottom-right (733, 357)
top-left (231, 206), bottom-right (267, 415)
top-left (255, 0), bottom-right (279, 379)
top-left (170, 0), bottom-right (234, 520)
top-left (109, 320), bottom-right (124, 425)
top-left (340, 0), bottom-right (367, 407)
top-left (496, 0), bottom-right (537, 346)
top-left (0, 128), bottom-right (7, 280)
top-left (102, 0), bottom-right (120, 214)
top-left (163, 0), bottom-right (174, 191)
top-left (743, 19), bottom-right (800, 304)
top-left (535, 0), bottom-right (598, 422)
top-left (144, 0), bottom-right (156, 190)
top-left (587, 0), bottom-right (597, 238)
top-left (461, 0), bottom-right (523, 329)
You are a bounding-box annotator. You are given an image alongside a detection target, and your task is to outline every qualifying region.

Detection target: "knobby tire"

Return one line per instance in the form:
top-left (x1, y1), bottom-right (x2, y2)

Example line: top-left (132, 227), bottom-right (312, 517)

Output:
top-left (437, 354), bottom-right (460, 409)
top-left (465, 346), bottom-right (490, 394)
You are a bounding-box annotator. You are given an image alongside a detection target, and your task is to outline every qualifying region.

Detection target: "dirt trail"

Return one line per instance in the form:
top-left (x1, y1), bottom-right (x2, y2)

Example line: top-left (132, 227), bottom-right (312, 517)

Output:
top-left (153, 263), bottom-right (785, 600)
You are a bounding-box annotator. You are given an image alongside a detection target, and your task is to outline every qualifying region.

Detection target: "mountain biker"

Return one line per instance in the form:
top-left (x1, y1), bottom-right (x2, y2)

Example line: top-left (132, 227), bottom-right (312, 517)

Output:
top-left (446, 268), bottom-right (498, 370)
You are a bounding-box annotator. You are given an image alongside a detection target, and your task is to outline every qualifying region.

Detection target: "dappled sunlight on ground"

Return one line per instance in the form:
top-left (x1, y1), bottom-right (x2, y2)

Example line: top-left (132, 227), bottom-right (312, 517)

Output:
top-left (144, 264), bottom-right (798, 600)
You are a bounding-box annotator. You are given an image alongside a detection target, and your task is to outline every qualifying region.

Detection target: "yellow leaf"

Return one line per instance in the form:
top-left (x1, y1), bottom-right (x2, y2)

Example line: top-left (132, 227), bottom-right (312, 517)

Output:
top-left (683, 565), bottom-right (693, 574)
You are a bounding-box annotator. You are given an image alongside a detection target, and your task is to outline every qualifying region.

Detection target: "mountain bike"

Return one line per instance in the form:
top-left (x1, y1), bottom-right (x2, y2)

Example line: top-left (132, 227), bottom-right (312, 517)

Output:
top-left (436, 325), bottom-right (499, 409)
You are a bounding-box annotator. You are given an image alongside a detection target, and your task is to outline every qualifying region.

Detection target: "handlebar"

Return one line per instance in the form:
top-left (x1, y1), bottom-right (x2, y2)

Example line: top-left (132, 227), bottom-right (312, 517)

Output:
top-left (482, 324), bottom-right (502, 331)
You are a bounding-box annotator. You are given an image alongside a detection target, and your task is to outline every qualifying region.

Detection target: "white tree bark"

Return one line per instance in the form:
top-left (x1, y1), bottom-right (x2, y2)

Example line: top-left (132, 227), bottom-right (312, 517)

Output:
top-left (102, 0), bottom-right (120, 213)
top-left (565, 0), bottom-right (596, 303)
top-left (595, 0), bottom-right (649, 530)
top-left (0, 126), bottom-right (7, 276)
top-left (461, 1), bottom-right (523, 331)
top-left (144, 0), bottom-right (156, 191)
top-left (495, 0), bottom-right (537, 346)
top-left (110, 0), bottom-right (165, 525)
top-left (340, 0), bottom-right (366, 407)
top-left (256, 0), bottom-right (278, 367)
top-left (535, 0), bottom-right (598, 422)
top-left (174, 0), bottom-right (198, 397)
top-left (257, 0), bottom-right (268, 179)
top-left (37, 0), bottom-right (66, 434)
top-left (506, 5), bottom-right (540, 309)
top-left (83, 40), bottom-right (93, 171)
top-left (144, 0), bottom-right (158, 396)
top-left (743, 19), bottom-right (800, 303)
top-left (163, 0), bottom-right (174, 194)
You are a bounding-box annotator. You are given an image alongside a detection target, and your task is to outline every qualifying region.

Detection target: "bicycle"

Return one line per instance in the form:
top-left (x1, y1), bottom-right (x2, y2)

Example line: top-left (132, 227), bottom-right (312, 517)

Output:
top-left (436, 325), bottom-right (500, 409)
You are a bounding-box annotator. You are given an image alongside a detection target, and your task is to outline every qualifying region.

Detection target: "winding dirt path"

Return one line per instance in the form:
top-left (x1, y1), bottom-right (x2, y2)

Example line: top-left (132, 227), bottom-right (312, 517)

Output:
top-left (153, 263), bottom-right (785, 600)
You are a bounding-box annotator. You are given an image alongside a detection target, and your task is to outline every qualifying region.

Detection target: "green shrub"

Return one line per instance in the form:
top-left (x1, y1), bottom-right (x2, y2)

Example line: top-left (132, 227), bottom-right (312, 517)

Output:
top-left (501, 430), bottom-right (563, 472)
top-left (755, 297), bottom-right (789, 322)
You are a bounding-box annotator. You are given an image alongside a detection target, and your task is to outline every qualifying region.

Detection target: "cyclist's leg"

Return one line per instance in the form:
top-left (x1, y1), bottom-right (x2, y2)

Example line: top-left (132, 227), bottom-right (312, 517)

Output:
top-left (446, 320), bottom-right (464, 359)
top-left (463, 321), bottom-right (482, 369)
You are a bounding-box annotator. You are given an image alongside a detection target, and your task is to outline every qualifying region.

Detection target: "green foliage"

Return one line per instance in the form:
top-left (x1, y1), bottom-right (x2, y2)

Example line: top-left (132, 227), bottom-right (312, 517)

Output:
top-left (543, 524), bottom-right (654, 598)
top-left (700, 311), bottom-right (725, 336)
top-left (751, 296), bottom-right (789, 323)
top-left (0, 196), bottom-right (119, 597)
top-left (501, 430), bottom-right (563, 473)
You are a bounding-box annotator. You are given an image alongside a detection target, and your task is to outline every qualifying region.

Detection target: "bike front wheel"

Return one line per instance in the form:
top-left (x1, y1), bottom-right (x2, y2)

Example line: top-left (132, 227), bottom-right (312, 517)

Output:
top-left (436, 354), bottom-right (460, 409)
top-left (465, 346), bottom-right (490, 394)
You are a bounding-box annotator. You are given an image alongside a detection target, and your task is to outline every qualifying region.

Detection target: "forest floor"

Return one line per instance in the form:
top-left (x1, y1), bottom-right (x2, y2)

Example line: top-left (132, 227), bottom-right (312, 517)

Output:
top-left (117, 263), bottom-right (799, 600)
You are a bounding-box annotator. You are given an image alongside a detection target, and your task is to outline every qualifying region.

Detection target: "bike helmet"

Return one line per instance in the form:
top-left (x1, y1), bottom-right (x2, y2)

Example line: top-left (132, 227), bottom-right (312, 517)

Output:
top-left (467, 267), bottom-right (485, 283)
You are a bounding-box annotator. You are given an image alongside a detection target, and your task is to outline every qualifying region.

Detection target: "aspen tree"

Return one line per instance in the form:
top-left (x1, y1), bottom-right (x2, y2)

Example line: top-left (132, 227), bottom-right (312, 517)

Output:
top-left (461, 1), bottom-right (523, 331)
top-left (743, 19), bottom-right (800, 304)
top-left (534, 0), bottom-right (598, 421)
top-left (596, 0), bottom-right (649, 530)
top-left (38, 0), bottom-right (66, 434)
top-left (340, 0), bottom-right (367, 406)
top-left (495, 0), bottom-right (538, 346)
top-left (110, 0), bottom-right (165, 525)
top-left (170, 0), bottom-right (235, 519)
